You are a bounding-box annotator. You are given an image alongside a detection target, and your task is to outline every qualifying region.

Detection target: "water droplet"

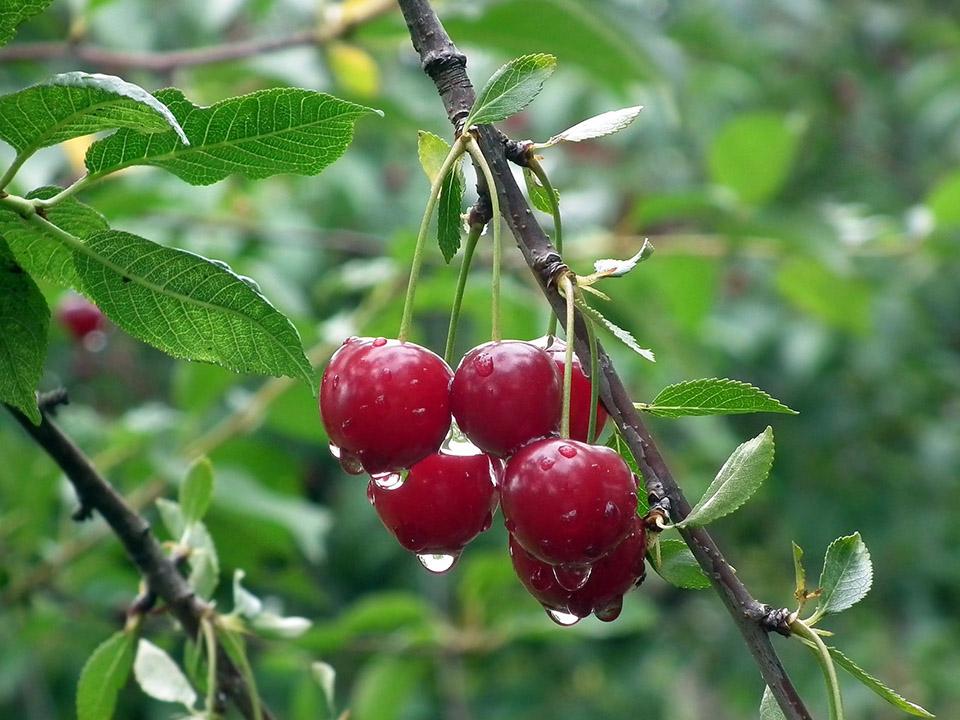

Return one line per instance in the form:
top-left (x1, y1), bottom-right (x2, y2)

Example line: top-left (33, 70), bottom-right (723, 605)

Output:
top-left (380, 367), bottom-right (391, 380)
top-left (412, 407), bottom-right (426, 416)
top-left (558, 444), bottom-right (577, 458)
top-left (545, 608), bottom-right (580, 626)
top-left (373, 472), bottom-right (404, 490)
top-left (341, 419), bottom-right (352, 430)
top-left (366, 483), bottom-right (375, 505)
top-left (561, 509), bottom-right (577, 523)
top-left (530, 567), bottom-right (553, 592)
top-left (481, 511), bottom-right (494, 532)
top-left (417, 552), bottom-right (459, 574)
top-left (339, 452), bottom-right (364, 475)
top-left (332, 374), bottom-right (340, 388)
top-left (444, 426), bottom-right (482, 456)
top-left (328, 443), bottom-right (341, 459)
top-left (595, 596), bottom-right (623, 622)
top-left (473, 352), bottom-right (494, 377)
top-left (372, 337), bottom-right (387, 347)
top-left (344, 336), bottom-right (358, 345)
top-left (554, 564), bottom-right (591, 591)
top-left (375, 394), bottom-right (386, 406)
top-left (604, 501), bottom-right (619, 520)
top-left (538, 456), bottom-right (556, 471)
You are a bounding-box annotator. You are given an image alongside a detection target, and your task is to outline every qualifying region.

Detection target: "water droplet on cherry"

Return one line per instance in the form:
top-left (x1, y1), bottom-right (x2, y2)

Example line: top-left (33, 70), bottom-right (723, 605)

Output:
top-left (417, 552), bottom-right (459, 574)
top-left (545, 608), bottom-right (580, 626)
top-left (558, 444), bottom-right (577, 458)
top-left (373, 472), bottom-right (404, 490)
top-left (595, 595), bottom-right (623, 622)
top-left (553, 564), bottom-right (591, 591)
top-left (473, 352), bottom-right (494, 377)
top-left (328, 443), bottom-right (341, 459)
top-left (372, 337), bottom-right (387, 347)
top-left (539, 457), bottom-right (556, 471)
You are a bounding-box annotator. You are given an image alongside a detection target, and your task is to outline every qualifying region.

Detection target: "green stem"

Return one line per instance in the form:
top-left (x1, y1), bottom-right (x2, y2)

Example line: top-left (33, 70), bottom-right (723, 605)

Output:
top-left (585, 315), bottom-right (599, 443)
top-left (201, 617), bottom-right (219, 718)
top-left (792, 618), bottom-right (844, 720)
top-left (443, 222), bottom-right (484, 364)
top-left (465, 137), bottom-right (502, 342)
top-left (0, 152), bottom-right (29, 192)
top-left (560, 275), bottom-right (575, 439)
top-left (33, 174), bottom-right (94, 208)
top-left (528, 156), bottom-right (562, 338)
top-left (398, 137), bottom-right (466, 342)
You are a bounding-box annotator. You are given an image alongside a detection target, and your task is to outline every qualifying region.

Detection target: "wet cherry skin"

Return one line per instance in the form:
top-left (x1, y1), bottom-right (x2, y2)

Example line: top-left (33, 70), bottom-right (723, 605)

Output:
top-left (320, 337), bottom-right (453, 474)
top-left (531, 336), bottom-right (608, 442)
top-left (450, 341), bottom-right (561, 457)
top-left (367, 449), bottom-right (501, 555)
top-left (57, 294), bottom-right (104, 340)
top-left (501, 438), bottom-right (638, 566)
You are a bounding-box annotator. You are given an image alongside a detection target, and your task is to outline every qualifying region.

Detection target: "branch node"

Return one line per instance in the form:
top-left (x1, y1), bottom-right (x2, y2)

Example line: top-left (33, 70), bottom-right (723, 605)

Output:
top-left (757, 605), bottom-right (795, 637)
top-left (38, 388), bottom-right (70, 414)
top-left (502, 136), bottom-right (534, 166)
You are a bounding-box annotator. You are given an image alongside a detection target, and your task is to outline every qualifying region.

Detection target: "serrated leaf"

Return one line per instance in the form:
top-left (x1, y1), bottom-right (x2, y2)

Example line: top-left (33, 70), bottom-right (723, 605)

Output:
top-left (639, 378), bottom-right (797, 418)
top-left (232, 569), bottom-right (264, 618)
top-left (576, 299), bottom-right (655, 362)
top-left (416, 131), bottom-right (464, 262)
top-left (84, 87), bottom-right (380, 186)
top-left (676, 426), bottom-right (775, 529)
top-left (815, 533), bottom-right (873, 618)
top-left (0, 0), bottom-right (54, 48)
top-left (760, 686), bottom-right (787, 720)
top-left (466, 53), bottom-right (557, 126)
top-left (0, 186), bottom-right (108, 287)
top-left (133, 639), bottom-right (197, 709)
top-left (829, 647), bottom-right (934, 718)
top-left (0, 73), bottom-right (186, 161)
top-left (0, 238), bottom-right (49, 424)
top-left (651, 539), bottom-right (711, 589)
top-left (522, 166), bottom-right (559, 214)
top-left (77, 630), bottom-right (135, 720)
top-left (605, 430), bottom-right (648, 513)
top-left (180, 456), bottom-right (214, 525)
top-left (793, 542), bottom-right (806, 601)
top-left (539, 105), bottom-right (643, 147)
top-left (72, 229), bottom-right (313, 387)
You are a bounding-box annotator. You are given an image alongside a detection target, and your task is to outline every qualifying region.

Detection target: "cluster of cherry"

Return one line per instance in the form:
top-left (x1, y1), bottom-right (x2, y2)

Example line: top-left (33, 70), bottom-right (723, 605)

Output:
top-left (319, 336), bottom-right (645, 625)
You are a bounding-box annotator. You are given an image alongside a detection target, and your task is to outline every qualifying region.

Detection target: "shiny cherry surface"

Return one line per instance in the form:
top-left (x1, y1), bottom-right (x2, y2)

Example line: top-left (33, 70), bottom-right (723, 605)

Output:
top-left (531, 336), bottom-right (608, 442)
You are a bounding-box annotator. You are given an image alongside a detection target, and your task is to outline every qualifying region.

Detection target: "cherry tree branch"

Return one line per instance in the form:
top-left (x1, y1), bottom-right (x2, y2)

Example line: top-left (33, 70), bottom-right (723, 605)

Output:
top-left (395, 2), bottom-right (811, 718)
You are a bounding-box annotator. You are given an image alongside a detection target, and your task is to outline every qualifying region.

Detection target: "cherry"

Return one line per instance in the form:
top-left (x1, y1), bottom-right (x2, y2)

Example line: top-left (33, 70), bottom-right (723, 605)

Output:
top-left (450, 341), bottom-right (561, 457)
top-left (320, 337), bottom-right (453, 474)
top-left (501, 437), bottom-right (637, 566)
top-left (531, 336), bottom-right (608, 442)
top-left (57, 294), bottom-right (104, 340)
top-left (367, 449), bottom-right (501, 563)
top-left (509, 519), bottom-right (647, 623)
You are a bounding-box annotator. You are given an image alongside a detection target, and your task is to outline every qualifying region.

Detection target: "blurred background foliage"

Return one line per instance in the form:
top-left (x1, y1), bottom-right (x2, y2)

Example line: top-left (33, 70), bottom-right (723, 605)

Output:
top-left (1, 0), bottom-right (958, 718)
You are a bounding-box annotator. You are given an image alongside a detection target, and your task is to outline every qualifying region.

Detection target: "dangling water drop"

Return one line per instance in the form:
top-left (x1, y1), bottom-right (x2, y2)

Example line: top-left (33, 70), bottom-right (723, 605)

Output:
top-left (444, 423), bottom-right (482, 456)
top-left (595, 595), bottom-right (623, 622)
top-left (545, 608), bottom-right (580, 626)
top-left (553, 564), bottom-right (591, 591)
top-left (328, 443), bottom-right (342, 459)
top-left (417, 552), bottom-right (459, 574)
top-left (339, 452), bottom-right (364, 475)
top-left (372, 472), bottom-right (404, 490)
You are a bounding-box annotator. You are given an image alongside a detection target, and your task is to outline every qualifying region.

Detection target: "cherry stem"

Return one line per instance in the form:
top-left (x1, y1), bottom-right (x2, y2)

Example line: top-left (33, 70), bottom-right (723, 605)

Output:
top-left (791, 618), bottom-right (844, 720)
top-left (528, 156), bottom-right (562, 338)
top-left (443, 221), bottom-right (484, 364)
top-left (560, 275), bottom-right (575, 439)
top-left (465, 137), bottom-right (502, 342)
top-left (585, 314), bottom-right (599, 444)
top-left (398, 137), bottom-right (466, 343)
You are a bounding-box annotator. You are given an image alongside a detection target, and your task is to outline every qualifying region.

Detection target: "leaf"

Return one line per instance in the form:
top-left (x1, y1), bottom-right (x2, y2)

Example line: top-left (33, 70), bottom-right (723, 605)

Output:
top-left (814, 533), bottom-right (873, 618)
top-left (72, 229), bottom-right (313, 387)
top-left (417, 131), bottom-right (464, 262)
top-left (926, 171), bottom-right (960, 228)
top-left (793, 542), bottom-right (806, 602)
top-left (538, 105), bottom-right (643, 147)
top-left (351, 656), bottom-right (428, 720)
top-left (77, 630), bottom-right (135, 720)
top-left (180, 456), bottom-right (214, 525)
top-left (640, 378), bottom-right (797, 418)
top-left (829, 647), bottom-right (935, 718)
top-left (252, 612), bottom-right (312, 638)
top-left (591, 240), bottom-right (655, 279)
top-left (217, 627), bottom-right (262, 720)
top-left (522, 167), bottom-right (559, 214)
top-left (760, 686), bottom-right (788, 720)
top-left (575, 299), bottom-right (655, 362)
top-left (156, 498), bottom-right (185, 539)
top-left (328, 41), bottom-right (380, 98)
top-left (0, 238), bottom-right (49, 424)
top-left (155, 498), bottom-right (219, 599)
top-left (84, 87), bottom-right (380, 186)
top-left (465, 53), bottom-right (557, 126)
top-left (0, 72), bottom-right (186, 160)
top-left (708, 112), bottom-right (800, 205)
top-left (0, 186), bottom-right (109, 287)
top-left (0, 0), bottom-right (54, 47)
top-left (651, 539), bottom-right (711, 590)
top-left (133, 639), bottom-right (197, 709)
top-left (232, 569), bottom-right (264, 618)
top-left (777, 257), bottom-right (872, 335)
top-left (311, 661), bottom-right (336, 716)
top-left (605, 429), bottom-right (647, 513)
top-left (676, 426), bottom-right (775, 529)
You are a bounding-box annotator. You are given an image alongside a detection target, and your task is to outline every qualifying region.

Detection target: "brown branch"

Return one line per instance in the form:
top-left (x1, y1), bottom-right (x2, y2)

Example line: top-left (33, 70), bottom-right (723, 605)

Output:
top-left (396, 2), bottom-right (812, 718)
top-left (0, 0), bottom-right (394, 72)
top-left (5, 402), bottom-right (275, 720)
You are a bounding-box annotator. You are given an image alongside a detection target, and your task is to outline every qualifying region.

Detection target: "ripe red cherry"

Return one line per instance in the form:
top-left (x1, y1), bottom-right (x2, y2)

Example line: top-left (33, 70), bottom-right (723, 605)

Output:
top-left (501, 437), bottom-right (637, 566)
top-left (509, 519), bottom-right (647, 624)
top-left (450, 341), bottom-right (561, 457)
top-left (367, 449), bottom-right (501, 563)
top-left (320, 337), bottom-right (453, 474)
top-left (57, 294), bottom-right (104, 340)
top-left (531, 336), bottom-right (608, 442)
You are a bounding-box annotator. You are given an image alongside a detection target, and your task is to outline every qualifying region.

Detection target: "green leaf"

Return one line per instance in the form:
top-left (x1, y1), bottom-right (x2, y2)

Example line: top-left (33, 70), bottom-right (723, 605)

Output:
top-left (776, 257), bottom-right (872, 335)
top-left (133, 639), bottom-right (197, 709)
top-left (311, 662), bottom-right (336, 717)
top-left (926, 171), bottom-right (960, 229)
top-left (84, 87), bottom-right (380, 186)
top-left (639, 378), bottom-right (797, 418)
top-left (72, 229), bottom-right (313, 387)
top-left (417, 131), bottom-right (464, 262)
top-left (537, 105), bottom-right (643, 147)
top-left (217, 627), bottom-right (262, 720)
top-left (232, 569), bottom-right (264, 618)
top-left (708, 112), bottom-right (800, 205)
top-left (0, 73), bottom-right (186, 161)
top-left (180, 456), bottom-right (214, 525)
top-left (760, 686), bottom-right (788, 720)
top-left (576, 299), bottom-right (655, 362)
top-left (605, 429), bottom-right (648, 514)
top-left (0, 186), bottom-right (108, 287)
top-left (676, 426), bottom-right (775, 529)
top-left (0, 238), bottom-right (48, 424)
top-left (793, 542), bottom-right (806, 601)
top-left (814, 533), bottom-right (873, 618)
top-left (523, 166), bottom-right (559, 214)
top-left (466, 53), bottom-right (557, 126)
top-left (351, 655), bottom-right (428, 720)
top-left (829, 646), bottom-right (935, 718)
top-left (0, 0), bottom-right (54, 47)
top-left (155, 498), bottom-right (219, 599)
top-left (156, 498), bottom-right (185, 538)
top-left (651, 539), bottom-right (711, 590)
top-left (77, 630), bottom-right (135, 720)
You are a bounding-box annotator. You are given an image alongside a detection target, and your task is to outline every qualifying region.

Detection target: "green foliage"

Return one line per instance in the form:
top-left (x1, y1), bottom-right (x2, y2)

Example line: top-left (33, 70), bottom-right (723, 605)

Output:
top-left (776, 257), bottom-right (872, 335)
top-left (829, 647), bottom-right (934, 718)
top-left (536, 106), bottom-right (643, 148)
top-left (760, 686), bottom-right (787, 720)
top-left (180, 456), bottom-right (214, 525)
top-left (76, 630), bottom-right (135, 720)
top-left (639, 378), bottom-right (796, 418)
top-left (0, 0), bottom-right (53, 47)
top-left (416, 131), bottom-right (465, 262)
top-left (576, 299), bottom-right (655, 362)
top-left (132, 639), bottom-right (197, 710)
top-left (466, 53), bottom-right (557, 125)
top-left (813, 533), bottom-right (873, 620)
top-left (649, 539), bottom-right (711, 590)
top-left (523, 166), bottom-right (559, 214)
top-left (926, 171), bottom-right (960, 228)
top-left (605, 430), bottom-right (648, 514)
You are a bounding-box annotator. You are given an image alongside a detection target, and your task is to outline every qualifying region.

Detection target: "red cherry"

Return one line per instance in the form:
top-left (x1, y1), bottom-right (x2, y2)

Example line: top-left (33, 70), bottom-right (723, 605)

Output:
top-left (509, 519), bottom-right (647, 623)
top-left (367, 449), bottom-right (501, 559)
top-left (57, 294), bottom-right (104, 340)
top-left (450, 341), bottom-right (561, 457)
top-left (320, 337), bottom-right (453, 474)
top-left (501, 437), bottom-right (637, 566)
top-left (531, 336), bottom-right (608, 442)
